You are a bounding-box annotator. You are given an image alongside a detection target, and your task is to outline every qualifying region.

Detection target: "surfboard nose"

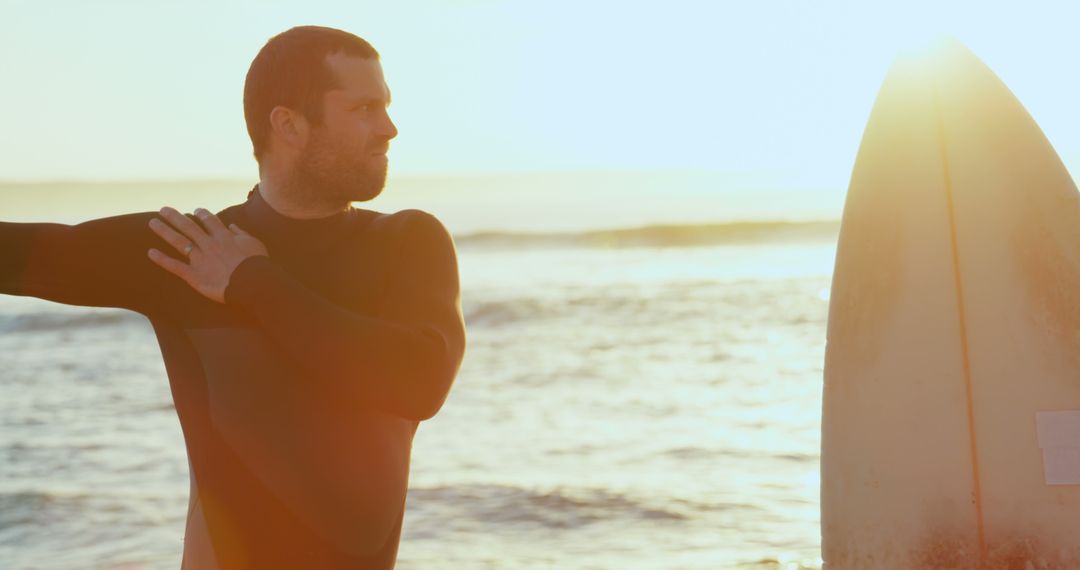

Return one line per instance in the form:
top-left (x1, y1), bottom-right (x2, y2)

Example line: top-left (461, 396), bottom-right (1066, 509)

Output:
top-left (848, 36), bottom-right (1073, 211)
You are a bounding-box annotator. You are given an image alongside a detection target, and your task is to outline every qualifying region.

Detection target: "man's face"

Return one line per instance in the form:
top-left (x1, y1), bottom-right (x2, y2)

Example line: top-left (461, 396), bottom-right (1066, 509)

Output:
top-left (293, 53), bottom-right (397, 203)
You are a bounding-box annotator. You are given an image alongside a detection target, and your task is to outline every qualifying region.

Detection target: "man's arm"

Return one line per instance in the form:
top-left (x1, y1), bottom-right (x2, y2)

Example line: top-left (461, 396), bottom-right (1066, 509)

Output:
top-left (0, 214), bottom-right (165, 314)
top-left (223, 209), bottom-right (466, 421)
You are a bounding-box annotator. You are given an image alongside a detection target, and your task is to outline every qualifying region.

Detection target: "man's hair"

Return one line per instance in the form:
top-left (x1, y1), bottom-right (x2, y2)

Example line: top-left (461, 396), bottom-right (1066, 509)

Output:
top-left (244, 26), bottom-right (379, 163)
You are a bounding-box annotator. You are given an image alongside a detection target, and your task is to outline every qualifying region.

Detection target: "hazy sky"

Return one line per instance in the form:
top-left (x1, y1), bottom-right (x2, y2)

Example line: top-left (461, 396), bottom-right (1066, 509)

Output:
top-left (2, 0), bottom-right (1078, 186)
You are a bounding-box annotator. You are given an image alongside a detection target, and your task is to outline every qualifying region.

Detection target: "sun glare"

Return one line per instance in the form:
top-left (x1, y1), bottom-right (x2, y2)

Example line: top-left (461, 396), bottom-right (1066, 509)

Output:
top-left (895, 33), bottom-right (953, 64)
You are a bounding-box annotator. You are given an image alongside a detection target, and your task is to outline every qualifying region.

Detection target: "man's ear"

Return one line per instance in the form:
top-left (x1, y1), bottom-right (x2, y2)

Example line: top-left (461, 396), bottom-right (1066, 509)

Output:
top-left (268, 105), bottom-right (310, 151)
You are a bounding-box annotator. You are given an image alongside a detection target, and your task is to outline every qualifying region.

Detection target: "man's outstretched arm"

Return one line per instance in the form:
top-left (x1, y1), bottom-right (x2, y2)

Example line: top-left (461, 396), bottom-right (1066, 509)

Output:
top-left (150, 206), bottom-right (466, 421)
top-left (1, 214), bottom-right (165, 314)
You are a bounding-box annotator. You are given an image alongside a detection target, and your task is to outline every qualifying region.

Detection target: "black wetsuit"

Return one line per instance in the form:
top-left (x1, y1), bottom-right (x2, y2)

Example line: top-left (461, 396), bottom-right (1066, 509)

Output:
top-left (0, 186), bottom-right (465, 569)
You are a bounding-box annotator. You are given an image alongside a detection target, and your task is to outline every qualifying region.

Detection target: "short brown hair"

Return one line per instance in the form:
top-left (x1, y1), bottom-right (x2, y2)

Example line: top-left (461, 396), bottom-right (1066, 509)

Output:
top-left (243, 26), bottom-right (379, 163)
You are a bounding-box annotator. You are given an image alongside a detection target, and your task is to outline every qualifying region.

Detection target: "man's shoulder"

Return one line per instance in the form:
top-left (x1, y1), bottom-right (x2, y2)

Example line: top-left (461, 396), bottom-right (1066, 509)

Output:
top-left (86, 203), bottom-right (248, 247)
top-left (215, 203), bottom-right (247, 223)
top-left (355, 208), bottom-right (452, 242)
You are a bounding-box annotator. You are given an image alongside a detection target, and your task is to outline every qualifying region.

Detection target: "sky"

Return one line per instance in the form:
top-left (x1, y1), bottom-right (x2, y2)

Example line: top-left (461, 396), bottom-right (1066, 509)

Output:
top-left (1, 0), bottom-right (1078, 189)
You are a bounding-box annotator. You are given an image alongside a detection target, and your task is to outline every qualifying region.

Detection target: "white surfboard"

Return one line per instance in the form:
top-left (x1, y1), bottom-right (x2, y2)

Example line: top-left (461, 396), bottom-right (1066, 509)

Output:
top-left (822, 39), bottom-right (1080, 568)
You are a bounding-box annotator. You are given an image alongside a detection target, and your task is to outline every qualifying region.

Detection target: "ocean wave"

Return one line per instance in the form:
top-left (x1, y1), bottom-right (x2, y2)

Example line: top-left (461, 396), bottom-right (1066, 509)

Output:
top-left (462, 280), bottom-right (783, 328)
top-left (407, 484), bottom-right (689, 529)
top-left (0, 491), bottom-right (53, 530)
top-left (462, 295), bottom-right (639, 328)
top-left (0, 310), bottom-right (142, 333)
top-left (463, 298), bottom-right (558, 327)
top-left (455, 220), bottom-right (839, 250)
top-left (0, 489), bottom-right (98, 531)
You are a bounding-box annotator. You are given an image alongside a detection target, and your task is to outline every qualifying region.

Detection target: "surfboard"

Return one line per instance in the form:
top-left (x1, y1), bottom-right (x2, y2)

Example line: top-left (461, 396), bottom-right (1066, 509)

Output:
top-left (822, 39), bottom-right (1080, 569)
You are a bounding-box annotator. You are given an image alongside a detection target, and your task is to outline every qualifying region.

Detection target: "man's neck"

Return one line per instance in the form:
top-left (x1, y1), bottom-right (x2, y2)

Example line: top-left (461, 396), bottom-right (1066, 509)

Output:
top-left (257, 171), bottom-right (350, 220)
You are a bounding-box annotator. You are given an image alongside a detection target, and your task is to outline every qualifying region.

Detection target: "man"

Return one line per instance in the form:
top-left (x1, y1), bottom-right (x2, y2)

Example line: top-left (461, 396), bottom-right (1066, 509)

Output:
top-left (0, 26), bottom-right (465, 569)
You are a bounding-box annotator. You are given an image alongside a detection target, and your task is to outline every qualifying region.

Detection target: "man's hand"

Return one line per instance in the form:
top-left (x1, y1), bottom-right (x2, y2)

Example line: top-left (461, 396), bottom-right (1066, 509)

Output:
top-left (147, 207), bottom-right (268, 304)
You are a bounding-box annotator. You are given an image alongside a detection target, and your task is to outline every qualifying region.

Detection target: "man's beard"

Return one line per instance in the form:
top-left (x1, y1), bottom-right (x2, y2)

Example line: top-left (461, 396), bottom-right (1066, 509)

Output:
top-left (291, 134), bottom-right (388, 206)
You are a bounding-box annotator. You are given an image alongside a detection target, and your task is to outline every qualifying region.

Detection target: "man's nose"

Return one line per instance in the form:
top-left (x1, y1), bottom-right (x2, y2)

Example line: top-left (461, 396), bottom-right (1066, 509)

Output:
top-left (381, 110), bottom-right (398, 140)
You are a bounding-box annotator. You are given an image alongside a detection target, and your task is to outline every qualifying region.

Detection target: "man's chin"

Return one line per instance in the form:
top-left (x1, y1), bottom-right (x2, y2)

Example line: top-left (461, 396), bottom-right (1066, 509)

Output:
top-left (347, 177), bottom-right (387, 202)
top-left (350, 187), bottom-right (384, 202)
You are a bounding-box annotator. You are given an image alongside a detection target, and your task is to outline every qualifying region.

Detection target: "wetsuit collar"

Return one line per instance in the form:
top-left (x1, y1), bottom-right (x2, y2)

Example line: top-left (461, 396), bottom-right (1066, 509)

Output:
top-left (239, 184), bottom-right (355, 257)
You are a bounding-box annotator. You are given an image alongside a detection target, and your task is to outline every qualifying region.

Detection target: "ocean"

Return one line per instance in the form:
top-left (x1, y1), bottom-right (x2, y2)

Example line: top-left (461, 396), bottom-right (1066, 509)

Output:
top-left (0, 175), bottom-right (840, 569)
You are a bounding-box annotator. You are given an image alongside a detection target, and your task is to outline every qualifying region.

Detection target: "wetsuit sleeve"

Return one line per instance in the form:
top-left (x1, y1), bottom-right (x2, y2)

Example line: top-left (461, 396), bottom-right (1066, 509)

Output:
top-left (0, 214), bottom-right (165, 315)
top-left (224, 210), bottom-right (466, 421)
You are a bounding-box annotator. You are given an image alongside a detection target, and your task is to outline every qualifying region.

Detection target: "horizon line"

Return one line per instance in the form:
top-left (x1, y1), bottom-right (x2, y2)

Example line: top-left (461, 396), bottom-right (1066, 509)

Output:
top-left (0, 168), bottom-right (811, 187)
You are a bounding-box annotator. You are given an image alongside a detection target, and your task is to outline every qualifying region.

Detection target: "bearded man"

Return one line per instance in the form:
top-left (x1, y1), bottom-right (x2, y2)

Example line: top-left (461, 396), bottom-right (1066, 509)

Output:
top-left (0, 25), bottom-right (465, 569)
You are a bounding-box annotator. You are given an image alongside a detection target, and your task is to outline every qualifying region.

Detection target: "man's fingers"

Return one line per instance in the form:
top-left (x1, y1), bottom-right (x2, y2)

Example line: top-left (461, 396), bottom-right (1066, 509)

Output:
top-left (158, 207), bottom-right (212, 249)
top-left (147, 248), bottom-right (194, 281)
top-left (195, 208), bottom-right (230, 238)
top-left (229, 223), bottom-right (250, 236)
top-left (149, 217), bottom-right (199, 256)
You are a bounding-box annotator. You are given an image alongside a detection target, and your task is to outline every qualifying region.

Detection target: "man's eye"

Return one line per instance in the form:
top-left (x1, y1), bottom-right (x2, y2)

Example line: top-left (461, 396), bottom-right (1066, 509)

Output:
top-left (353, 104), bottom-right (370, 113)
